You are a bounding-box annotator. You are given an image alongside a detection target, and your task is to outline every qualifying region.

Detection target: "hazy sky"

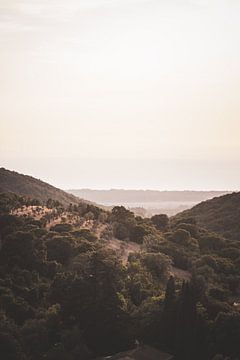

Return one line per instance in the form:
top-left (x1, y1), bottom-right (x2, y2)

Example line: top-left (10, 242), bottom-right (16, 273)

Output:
top-left (1, 0), bottom-right (240, 190)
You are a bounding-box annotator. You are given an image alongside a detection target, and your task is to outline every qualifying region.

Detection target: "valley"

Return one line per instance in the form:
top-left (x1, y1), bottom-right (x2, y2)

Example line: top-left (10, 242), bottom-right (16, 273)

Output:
top-left (68, 189), bottom-right (230, 216)
top-left (0, 169), bottom-right (239, 360)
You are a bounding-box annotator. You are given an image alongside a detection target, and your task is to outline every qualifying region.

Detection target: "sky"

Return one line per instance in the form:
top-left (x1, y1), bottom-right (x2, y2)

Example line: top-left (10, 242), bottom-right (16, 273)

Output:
top-left (1, 0), bottom-right (240, 190)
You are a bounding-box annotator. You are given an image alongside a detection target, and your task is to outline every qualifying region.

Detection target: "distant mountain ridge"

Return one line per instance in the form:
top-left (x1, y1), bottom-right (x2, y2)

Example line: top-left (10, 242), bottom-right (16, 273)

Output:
top-left (68, 189), bottom-right (231, 216)
top-left (173, 191), bottom-right (240, 241)
top-left (68, 189), bottom-right (230, 203)
top-left (0, 167), bottom-right (80, 206)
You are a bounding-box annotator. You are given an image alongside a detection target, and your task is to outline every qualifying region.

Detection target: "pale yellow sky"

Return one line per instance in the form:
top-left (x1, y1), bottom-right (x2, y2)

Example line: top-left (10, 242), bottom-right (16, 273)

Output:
top-left (1, 0), bottom-right (240, 189)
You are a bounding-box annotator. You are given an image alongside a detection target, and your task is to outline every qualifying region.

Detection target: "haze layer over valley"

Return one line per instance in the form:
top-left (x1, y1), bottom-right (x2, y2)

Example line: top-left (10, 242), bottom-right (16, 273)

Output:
top-left (69, 189), bottom-right (230, 216)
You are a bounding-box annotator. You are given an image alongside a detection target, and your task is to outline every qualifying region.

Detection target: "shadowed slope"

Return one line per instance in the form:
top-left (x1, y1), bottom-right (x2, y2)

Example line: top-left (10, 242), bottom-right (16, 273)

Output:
top-left (0, 167), bottom-right (80, 206)
top-left (173, 191), bottom-right (240, 241)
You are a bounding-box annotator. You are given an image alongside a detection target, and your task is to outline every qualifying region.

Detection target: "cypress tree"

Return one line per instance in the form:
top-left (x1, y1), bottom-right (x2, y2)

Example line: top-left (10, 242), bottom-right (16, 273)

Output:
top-left (161, 276), bottom-right (176, 352)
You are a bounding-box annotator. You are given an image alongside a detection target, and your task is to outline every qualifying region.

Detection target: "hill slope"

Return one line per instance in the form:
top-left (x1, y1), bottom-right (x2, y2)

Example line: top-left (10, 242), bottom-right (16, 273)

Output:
top-left (173, 191), bottom-right (240, 241)
top-left (1, 178), bottom-right (240, 359)
top-left (0, 167), bottom-right (80, 206)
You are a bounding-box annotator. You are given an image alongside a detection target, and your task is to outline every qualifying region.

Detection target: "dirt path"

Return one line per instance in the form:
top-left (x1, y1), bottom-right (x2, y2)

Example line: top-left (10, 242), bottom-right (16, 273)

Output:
top-left (169, 265), bottom-right (191, 281)
top-left (106, 238), bottom-right (141, 264)
top-left (106, 238), bottom-right (191, 280)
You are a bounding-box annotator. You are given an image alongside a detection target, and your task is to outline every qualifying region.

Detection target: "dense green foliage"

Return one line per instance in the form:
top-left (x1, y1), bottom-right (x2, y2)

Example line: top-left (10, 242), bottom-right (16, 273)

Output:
top-left (0, 192), bottom-right (240, 360)
top-left (173, 192), bottom-right (240, 241)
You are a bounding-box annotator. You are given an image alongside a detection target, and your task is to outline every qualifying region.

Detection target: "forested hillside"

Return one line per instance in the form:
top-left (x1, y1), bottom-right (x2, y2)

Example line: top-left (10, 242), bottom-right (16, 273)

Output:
top-left (173, 192), bottom-right (240, 241)
top-left (0, 188), bottom-right (240, 360)
top-left (0, 168), bottom-right (80, 206)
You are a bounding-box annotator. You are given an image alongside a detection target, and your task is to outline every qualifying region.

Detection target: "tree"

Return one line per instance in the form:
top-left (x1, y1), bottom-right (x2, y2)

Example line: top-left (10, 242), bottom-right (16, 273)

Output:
top-left (129, 225), bottom-right (148, 244)
top-left (212, 312), bottom-right (240, 359)
top-left (113, 222), bottom-right (129, 240)
top-left (1, 231), bottom-right (36, 269)
top-left (170, 229), bottom-right (191, 245)
top-left (0, 331), bottom-right (23, 360)
top-left (164, 276), bottom-right (176, 309)
top-left (151, 214), bottom-right (169, 231)
top-left (161, 276), bottom-right (176, 351)
top-left (46, 236), bottom-right (73, 265)
top-left (49, 249), bottom-right (134, 356)
top-left (111, 206), bottom-right (135, 223)
top-left (50, 223), bottom-right (73, 233)
top-left (142, 252), bottom-right (171, 280)
top-left (175, 282), bottom-right (198, 360)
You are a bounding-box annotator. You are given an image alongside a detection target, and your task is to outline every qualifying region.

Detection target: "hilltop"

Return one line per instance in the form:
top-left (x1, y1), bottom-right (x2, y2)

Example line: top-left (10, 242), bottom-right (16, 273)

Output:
top-left (173, 191), bottom-right (240, 241)
top-left (0, 167), bottom-right (80, 206)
